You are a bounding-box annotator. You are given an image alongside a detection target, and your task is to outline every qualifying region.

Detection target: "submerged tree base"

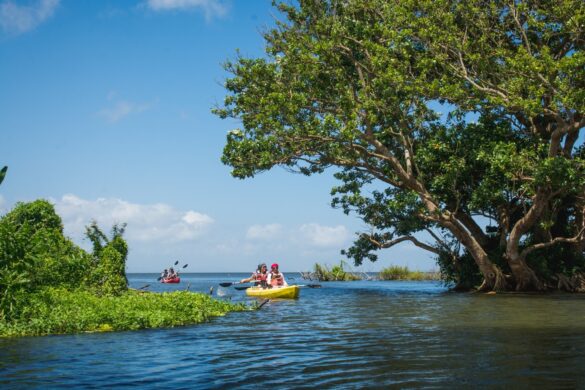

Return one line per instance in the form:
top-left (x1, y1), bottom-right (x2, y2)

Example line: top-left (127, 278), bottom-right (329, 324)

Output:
top-left (0, 288), bottom-right (249, 338)
top-left (452, 272), bottom-right (585, 293)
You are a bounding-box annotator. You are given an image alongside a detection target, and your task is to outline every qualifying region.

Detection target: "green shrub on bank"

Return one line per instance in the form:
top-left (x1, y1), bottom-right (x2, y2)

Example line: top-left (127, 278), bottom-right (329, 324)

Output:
top-left (0, 288), bottom-right (248, 337)
top-left (378, 265), bottom-right (438, 281)
top-left (0, 199), bottom-right (249, 337)
top-left (313, 261), bottom-right (361, 281)
top-left (0, 200), bottom-right (94, 320)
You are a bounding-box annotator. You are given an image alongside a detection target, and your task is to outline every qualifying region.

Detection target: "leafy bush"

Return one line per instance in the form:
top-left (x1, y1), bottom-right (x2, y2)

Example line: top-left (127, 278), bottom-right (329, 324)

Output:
top-left (0, 199), bottom-right (248, 337)
top-left (89, 246), bottom-right (127, 296)
top-left (2, 199), bottom-right (63, 233)
top-left (0, 200), bottom-right (118, 319)
top-left (85, 221), bottom-right (128, 295)
top-left (0, 200), bottom-right (91, 320)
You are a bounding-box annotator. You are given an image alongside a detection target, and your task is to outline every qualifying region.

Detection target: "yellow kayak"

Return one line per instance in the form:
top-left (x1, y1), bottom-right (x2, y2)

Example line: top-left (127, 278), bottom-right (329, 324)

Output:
top-left (245, 285), bottom-right (300, 299)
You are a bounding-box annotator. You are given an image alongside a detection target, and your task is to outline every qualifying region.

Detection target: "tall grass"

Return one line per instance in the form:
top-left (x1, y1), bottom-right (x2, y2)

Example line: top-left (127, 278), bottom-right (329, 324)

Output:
top-left (378, 265), bottom-right (439, 281)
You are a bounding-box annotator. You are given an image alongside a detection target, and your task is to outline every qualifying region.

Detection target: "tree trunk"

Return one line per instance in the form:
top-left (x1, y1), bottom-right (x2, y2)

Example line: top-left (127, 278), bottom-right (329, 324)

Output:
top-left (505, 190), bottom-right (548, 290)
top-left (467, 239), bottom-right (507, 291)
top-left (506, 254), bottom-right (544, 291)
top-left (441, 215), bottom-right (507, 291)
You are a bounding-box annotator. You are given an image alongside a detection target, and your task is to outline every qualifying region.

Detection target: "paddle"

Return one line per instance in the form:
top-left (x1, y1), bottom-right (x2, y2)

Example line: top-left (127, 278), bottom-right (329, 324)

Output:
top-left (234, 284), bottom-right (321, 291)
top-left (219, 281), bottom-right (249, 287)
top-left (258, 299), bottom-right (270, 309)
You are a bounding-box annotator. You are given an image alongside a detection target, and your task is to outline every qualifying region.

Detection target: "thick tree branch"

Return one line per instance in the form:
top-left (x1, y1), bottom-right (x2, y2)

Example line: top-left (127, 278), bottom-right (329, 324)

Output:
top-left (520, 228), bottom-right (585, 259)
top-left (365, 234), bottom-right (442, 256)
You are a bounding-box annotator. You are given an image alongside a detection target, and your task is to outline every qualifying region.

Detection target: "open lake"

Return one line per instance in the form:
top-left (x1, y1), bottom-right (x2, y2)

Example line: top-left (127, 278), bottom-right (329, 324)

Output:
top-left (1, 273), bottom-right (585, 388)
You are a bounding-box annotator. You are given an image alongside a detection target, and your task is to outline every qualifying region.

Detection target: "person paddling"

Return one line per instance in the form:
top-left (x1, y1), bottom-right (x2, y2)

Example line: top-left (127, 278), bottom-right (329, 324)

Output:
top-left (268, 263), bottom-right (288, 287)
top-left (241, 263), bottom-right (269, 288)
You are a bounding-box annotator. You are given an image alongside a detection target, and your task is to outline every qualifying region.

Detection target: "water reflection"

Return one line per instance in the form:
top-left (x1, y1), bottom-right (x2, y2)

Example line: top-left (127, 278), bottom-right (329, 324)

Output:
top-left (1, 275), bottom-right (585, 388)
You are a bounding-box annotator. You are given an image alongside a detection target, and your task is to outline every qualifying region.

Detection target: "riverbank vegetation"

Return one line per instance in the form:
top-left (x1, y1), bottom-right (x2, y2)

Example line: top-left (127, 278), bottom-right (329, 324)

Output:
top-left (216, 0), bottom-right (585, 292)
top-left (306, 262), bottom-right (439, 281)
top-left (0, 200), bottom-right (246, 337)
top-left (378, 266), bottom-right (439, 281)
top-left (0, 288), bottom-right (246, 337)
top-left (312, 261), bottom-right (362, 281)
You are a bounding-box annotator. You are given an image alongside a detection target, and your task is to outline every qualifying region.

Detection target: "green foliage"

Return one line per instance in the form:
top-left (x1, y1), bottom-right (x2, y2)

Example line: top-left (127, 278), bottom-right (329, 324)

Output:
top-left (0, 288), bottom-right (248, 337)
top-left (0, 200), bottom-right (93, 320)
top-left (85, 220), bottom-right (127, 259)
top-left (0, 166), bottom-right (7, 186)
top-left (0, 200), bottom-right (247, 337)
top-left (84, 221), bottom-right (129, 295)
top-left (436, 251), bottom-right (483, 291)
top-left (89, 246), bottom-right (127, 296)
top-left (313, 261), bottom-right (361, 281)
top-left (3, 199), bottom-right (63, 233)
top-left (215, 0), bottom-right (585, 290)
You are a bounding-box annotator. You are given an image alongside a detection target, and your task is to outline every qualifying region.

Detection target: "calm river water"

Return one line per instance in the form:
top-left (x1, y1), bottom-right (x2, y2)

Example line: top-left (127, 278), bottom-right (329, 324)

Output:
top-left (1, 273), bottom-right (585, 389)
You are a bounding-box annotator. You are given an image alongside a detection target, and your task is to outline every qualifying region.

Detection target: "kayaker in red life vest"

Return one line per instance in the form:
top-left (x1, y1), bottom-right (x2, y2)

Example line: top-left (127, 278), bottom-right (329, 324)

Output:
top-left (268, 263), bottom-right (288, 287)
top-left (241, 263), bottom-right (269, 287)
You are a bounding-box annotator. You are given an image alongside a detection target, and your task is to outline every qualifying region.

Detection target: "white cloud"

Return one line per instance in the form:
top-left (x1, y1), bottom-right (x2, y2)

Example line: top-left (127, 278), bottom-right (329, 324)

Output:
top-left (145, 0), bottom-right (228, 20)
top-left (0, 0), bottom-right (59, 35)
top-left (299, 223), bottom-right (349, 247)
top-left (97, 100), bottom-right (151, 123)
top-left (54, 194), bottom-right (214, 243)
top-left (246, 223), bottom-right (282, 240)
top-left (182, 210), bottom-right (213, 226)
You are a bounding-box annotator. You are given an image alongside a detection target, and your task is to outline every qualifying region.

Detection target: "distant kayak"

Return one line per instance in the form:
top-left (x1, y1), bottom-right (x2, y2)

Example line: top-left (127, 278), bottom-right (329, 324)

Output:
top-left (245, 285), bottom-right (300, 299)
top-left (161, 276), bottom-right (180, 284)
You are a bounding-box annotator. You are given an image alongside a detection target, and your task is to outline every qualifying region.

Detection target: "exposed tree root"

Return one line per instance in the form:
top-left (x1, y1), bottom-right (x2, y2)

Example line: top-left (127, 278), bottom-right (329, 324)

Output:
top-left (555, 273), bottom-right (585, 292)
top-left (477, 268), bottom-right (508, 292)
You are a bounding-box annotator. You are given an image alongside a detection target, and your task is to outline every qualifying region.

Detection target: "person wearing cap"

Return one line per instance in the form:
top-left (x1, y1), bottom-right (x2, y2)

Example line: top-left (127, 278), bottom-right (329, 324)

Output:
top-left (267, 263), bottom-right (288, 287)
top-left (241, 263), bottom-right (269, 287)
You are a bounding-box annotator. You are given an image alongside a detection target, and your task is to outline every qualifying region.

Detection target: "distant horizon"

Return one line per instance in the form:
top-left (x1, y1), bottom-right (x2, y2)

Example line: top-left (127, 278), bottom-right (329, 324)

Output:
top-left (127, 269), bottom-right (440, 274)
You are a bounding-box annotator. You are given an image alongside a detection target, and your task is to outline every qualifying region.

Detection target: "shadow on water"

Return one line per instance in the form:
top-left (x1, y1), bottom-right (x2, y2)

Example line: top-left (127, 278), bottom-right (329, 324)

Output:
top-left (1, 275), bottom-right (585, 388)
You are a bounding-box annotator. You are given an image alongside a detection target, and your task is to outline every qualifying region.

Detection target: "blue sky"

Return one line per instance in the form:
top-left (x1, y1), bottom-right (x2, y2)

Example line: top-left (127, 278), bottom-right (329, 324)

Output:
top-left (0, 0), bottom-right (436, 273)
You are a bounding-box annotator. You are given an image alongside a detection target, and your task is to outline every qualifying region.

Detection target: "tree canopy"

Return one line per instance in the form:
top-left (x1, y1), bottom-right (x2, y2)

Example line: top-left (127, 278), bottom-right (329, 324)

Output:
top-left (215, 0), bottom-right (585, 291)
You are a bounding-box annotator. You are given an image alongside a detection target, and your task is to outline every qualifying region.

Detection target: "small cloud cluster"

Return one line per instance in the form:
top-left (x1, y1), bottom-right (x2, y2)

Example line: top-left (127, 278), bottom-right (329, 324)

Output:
top-left (97, 93), bottom-right (153, 123)
top-left (245, 222), bottom-right (348, 247)
top-left (54, 194), bottom-right (214, 243)
top-left (145, 0), bottom-right (228, 20)
top-left (246, 223), bottom-right (282, 240)
top-left (299, 223), bottom-right (349, 247)
top-left (0, 0), bottom-right (59, 35)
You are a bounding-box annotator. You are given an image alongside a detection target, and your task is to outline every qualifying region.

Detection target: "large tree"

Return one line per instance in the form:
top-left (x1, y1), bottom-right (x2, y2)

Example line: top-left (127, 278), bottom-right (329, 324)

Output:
top-left (215, 0), bottom-right (585, 291)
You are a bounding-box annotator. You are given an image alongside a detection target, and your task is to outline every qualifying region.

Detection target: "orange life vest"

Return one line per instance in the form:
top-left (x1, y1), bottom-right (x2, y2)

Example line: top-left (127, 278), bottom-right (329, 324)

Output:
top-left (254, 271), bottom-right (268, 286)
top-left (270, 271), bottom-right (284, 287)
